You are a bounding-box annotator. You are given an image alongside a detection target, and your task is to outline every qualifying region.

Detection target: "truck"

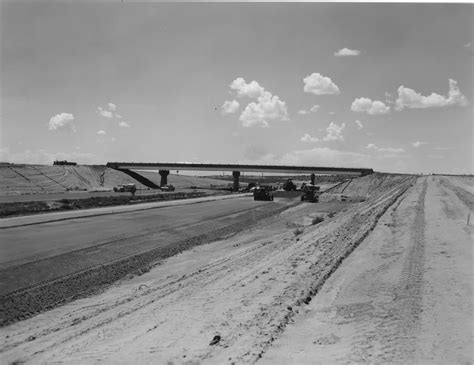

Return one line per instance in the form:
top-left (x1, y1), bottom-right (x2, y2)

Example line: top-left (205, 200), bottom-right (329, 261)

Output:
top-left (113, 183), bottom-right (137, 193)
top-left (253, 185), bottom-right (274, 201)
top-left (160, 184), bottom-right (175, 192)
top-left (301, 184), bottom-right (320, 203)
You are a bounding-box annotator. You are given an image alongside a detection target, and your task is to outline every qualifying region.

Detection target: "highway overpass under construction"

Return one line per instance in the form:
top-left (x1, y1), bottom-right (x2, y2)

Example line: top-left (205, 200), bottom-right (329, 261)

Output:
top-left (107, 162), bottom-right (374, 191)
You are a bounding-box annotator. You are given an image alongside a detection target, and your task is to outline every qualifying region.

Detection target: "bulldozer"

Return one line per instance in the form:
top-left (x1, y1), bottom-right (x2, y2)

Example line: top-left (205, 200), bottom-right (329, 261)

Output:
top-left (282, 179), bottom-right (297, 191)
top-left (301, 185), bottom-right (320, 203)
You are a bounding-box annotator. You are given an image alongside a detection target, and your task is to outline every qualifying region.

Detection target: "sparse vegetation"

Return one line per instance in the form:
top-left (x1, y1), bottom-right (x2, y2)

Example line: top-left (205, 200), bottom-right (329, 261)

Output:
top-left (0, 192), bottom-right (209, 218)
top-left (293, 227), bottom-right (304, 236)
top-left (311, 216), bottom-right (324, 225)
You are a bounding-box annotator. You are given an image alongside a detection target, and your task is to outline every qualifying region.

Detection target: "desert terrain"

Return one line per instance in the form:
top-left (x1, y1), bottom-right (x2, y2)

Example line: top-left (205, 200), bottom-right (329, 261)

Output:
top-left (0, 171), bottom-right (472, 364)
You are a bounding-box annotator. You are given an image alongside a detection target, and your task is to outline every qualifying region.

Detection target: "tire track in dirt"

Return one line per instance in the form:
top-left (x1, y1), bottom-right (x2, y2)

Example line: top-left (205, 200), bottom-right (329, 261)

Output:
top-left (373, 177), bottom-right (426, 362)
top-left (219, 177), bottom-right (417, 363)
top-left (1, 175), bottom-right (417, 364)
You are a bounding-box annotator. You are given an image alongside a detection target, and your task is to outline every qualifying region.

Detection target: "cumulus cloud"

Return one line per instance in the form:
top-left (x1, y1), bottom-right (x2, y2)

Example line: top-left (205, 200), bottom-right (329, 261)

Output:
top-left (97, 130), bottom-right (106, 135)
top-left (303, 73), bottom-right (340, 95)
top-left (301, 133), bottom-right (319, 143)
top-left (351, 97), bottom-right (390, 115)
top-left (107, 103), bottom-right (117, 112)
top-left (119, 121), bottom-right (130, 128)
top-left (115, 114), bottom-right (123, 119)
top-left (334, 48), bottom-right (361, 57)
top-left (97, 107), bottom-right (113, 118)
top-left (310, 105), bottom-right (320, 112)
top-left (412, 141), bottom-right (427, 148)
top-left (239, 92), bottom-right (288, 127)
top-left (230, 78), bottom-right (265, 99)
top-left (239, 147), bottom-right (368, 168)
top-left (354, 120), bottom-right (363, 130)
top-left (395, 79), bottom-right (468, 111)
top-left (48, 113), bottom-right (76, 132)
top-left (226, 78), bottom-right (289, 127)
top-left (324, 122), bottom-right (345, 141)
top-left (366, 143), bottom-right (404, 154)
top-left (298, 110), bottom-right (308, 115)
top-left (221, 100), bottom-right (240, 115)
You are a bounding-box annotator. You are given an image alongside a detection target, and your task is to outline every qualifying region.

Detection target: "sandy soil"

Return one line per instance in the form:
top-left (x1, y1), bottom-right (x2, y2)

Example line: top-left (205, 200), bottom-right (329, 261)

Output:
top-left (261, 176), bottom-right (473, 364)
top-left (1, 174), bottom-right (415, 364)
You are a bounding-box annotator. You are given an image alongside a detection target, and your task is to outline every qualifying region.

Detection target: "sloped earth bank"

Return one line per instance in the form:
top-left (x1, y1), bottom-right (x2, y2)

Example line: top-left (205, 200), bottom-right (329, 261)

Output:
top-left (0, 165), bottom-right (231, 196)
top-left (261, 176), bottom-right (473, 364)
top-left (1, 175), bottom-right (415, 364)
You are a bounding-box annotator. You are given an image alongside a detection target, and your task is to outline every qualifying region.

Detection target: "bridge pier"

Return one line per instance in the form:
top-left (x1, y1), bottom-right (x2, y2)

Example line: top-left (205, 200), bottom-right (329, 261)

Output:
top-left (159, 170), bottom-right (170, 187)
top-left (232, 171), bottom-right (240, 192)
top-left (310, 173), bottom-right (315, 185)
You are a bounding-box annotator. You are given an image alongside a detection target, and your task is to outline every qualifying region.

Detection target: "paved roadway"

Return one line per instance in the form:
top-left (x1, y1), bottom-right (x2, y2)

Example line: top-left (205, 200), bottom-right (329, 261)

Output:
top-left (0, 188), bottom-right (220, 204)
top-left (0, 195), bottom-right (291, 295)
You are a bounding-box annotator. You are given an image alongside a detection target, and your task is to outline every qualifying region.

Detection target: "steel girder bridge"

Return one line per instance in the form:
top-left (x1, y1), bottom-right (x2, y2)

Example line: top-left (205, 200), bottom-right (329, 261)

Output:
top-left (106, 162), bottom-right (373, 191)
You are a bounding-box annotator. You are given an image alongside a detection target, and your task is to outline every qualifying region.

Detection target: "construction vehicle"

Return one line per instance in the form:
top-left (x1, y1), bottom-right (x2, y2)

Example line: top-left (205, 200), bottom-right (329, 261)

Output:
top-left (253, 185), bottom-right (274, 201)
top-left (113, 183), bottom-right (137, 193)
top-left (160, 184), bottom-right (175, 192)
top-left (282, 179), bottom-right (297, 191)
top-left (301, 185), bottom-right (320, 203)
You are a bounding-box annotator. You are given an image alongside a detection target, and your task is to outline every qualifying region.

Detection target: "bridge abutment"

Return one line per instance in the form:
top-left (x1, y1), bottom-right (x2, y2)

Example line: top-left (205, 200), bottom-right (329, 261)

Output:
top-left (232, 171), bottom-right (240, 192)
top-left (159, 170), bottom-right (170, 186)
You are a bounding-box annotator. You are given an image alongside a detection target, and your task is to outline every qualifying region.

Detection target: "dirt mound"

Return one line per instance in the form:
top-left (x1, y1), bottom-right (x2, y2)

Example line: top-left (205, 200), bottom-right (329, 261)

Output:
top-left (322, 173), bottom-right (413, 201)
top-left (0, 165), bottom-right (231, 196)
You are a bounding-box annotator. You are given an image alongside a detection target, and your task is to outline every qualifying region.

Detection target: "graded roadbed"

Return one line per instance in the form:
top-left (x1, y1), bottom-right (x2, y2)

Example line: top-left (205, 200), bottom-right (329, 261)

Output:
top-left (0, 193), bottom-right (251, 229)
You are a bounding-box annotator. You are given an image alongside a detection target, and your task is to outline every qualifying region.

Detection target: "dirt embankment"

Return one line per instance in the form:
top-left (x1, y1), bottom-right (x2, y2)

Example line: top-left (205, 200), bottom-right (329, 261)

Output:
top-left (261, 175), bottom-right (473, 364)
top-left (0, 165), bottom-right (231, 196)
top-left (1, 175), bottom-right (416, 364)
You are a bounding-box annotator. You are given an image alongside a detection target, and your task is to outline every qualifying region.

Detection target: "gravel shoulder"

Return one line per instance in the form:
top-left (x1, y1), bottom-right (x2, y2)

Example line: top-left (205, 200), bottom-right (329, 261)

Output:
top-left (261, 176), bottom-right (473, 364)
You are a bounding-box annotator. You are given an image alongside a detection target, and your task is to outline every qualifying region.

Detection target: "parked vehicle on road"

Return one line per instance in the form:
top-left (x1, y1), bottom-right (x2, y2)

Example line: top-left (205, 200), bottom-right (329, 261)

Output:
top-left (113, 183), bottom-right (137, 193)
top-left (253, 185), bottom-right (274, 201)
top-left (160, 184), bottom-right (175, 192)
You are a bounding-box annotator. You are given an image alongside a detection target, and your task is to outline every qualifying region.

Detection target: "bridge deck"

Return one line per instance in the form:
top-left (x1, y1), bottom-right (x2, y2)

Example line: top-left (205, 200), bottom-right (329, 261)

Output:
top-left (107, 162), bottom-right (373, 176)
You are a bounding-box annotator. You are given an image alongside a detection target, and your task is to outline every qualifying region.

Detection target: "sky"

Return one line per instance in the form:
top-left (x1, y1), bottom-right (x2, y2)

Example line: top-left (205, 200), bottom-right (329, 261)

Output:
top-left (1, 2), bottom-right (473, 174)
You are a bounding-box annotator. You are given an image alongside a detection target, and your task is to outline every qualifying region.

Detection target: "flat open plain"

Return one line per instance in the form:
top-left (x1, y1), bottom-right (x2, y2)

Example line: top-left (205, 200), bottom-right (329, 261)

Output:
top-left (0, 174), bottom-right (472, 364)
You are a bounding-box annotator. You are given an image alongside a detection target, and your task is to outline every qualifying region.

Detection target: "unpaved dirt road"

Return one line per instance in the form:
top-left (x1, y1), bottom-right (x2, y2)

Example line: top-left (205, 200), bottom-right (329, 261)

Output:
top-left (262, 175), bottom-right (473, 364)
top-left (1, 175), bottom-right (471, 364)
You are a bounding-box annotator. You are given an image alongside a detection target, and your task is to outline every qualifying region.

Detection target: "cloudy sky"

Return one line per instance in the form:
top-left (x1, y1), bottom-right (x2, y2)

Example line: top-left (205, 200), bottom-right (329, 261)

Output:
top-left (1, 2), bottom-right (472, 174)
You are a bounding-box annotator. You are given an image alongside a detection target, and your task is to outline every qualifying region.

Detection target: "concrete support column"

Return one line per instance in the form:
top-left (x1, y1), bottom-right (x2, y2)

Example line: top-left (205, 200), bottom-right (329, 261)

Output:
top-left (159, 169), bottom-right (170, 187)
top-left (232, 171), bottom-right (240, 192)
top-left (310, 173), bottom-right (316, 185)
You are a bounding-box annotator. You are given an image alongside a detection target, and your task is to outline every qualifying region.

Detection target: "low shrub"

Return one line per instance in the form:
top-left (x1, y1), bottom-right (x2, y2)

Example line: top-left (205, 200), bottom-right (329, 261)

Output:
top-left (311, 216), bottom-right (324, 225)
top-left (293, 227), bottom-right (304, 236)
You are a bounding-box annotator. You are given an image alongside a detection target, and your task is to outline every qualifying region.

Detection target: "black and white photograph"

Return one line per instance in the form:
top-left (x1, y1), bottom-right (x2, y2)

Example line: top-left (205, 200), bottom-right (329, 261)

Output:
top-left (0, 0), bottom-right (472, 363)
